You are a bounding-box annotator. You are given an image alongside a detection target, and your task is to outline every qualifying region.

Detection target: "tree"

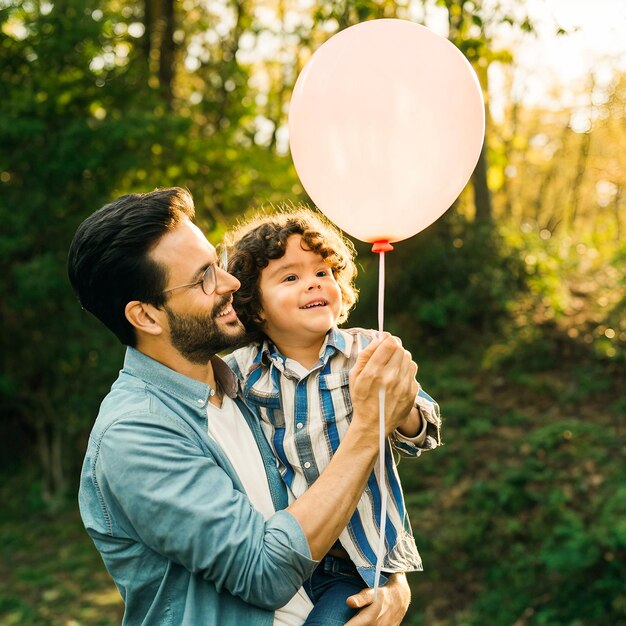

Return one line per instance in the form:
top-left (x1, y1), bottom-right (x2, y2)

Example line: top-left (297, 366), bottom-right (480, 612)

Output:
top-left (0, 0), bottom-right (302, 504)
top-left (0, 0), bottom-right (191, 505)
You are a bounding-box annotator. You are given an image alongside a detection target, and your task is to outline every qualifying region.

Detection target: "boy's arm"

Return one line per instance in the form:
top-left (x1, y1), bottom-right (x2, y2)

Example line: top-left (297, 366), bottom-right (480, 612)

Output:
top-left (396, 406), bottom-right (424, 439)
top-left (359, 331), bottom-right (441, 457)
top-left (390, 388), bottom-right (442, 457)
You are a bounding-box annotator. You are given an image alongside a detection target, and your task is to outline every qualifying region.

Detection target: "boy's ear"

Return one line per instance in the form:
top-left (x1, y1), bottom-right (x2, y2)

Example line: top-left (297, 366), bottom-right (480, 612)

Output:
top-left (124, 301), bottom-right (164, 336)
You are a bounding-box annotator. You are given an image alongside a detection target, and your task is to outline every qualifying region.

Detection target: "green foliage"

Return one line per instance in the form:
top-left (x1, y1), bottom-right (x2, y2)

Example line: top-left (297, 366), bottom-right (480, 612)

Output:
top-left (350, 213), bottom-right (527, 344)
top-left (0, 0), bottom-right (153, 500)
top-left (400, 344), bottom-right (625, 626)
top-left (459, 421), bottom-right (626, 625)
top-left (0, 0), bottom-right (300, 499)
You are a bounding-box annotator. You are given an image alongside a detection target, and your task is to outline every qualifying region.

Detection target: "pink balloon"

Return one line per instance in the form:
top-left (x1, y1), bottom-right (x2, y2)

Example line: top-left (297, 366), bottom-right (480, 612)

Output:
top-left (288, 19), bottom-right (485, 244)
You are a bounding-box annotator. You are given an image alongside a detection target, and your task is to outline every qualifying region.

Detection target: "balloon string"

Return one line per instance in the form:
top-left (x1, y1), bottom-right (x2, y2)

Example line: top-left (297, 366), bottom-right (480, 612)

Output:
top-left (373, 250), bottom-right (387, 599)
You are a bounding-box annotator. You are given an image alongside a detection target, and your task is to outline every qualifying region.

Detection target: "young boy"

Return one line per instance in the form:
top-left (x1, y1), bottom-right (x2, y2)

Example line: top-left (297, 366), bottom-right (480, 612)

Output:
top-left (224, 208), bottom-right (441, 625)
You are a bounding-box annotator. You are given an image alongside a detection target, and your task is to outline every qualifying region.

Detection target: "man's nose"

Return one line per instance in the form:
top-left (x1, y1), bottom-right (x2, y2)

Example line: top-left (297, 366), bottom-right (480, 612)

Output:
top-left (215, 266), bottom-right (241, 293)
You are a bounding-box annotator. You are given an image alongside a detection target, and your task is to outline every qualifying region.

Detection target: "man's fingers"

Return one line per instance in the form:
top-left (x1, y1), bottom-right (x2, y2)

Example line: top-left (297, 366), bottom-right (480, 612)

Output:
top-left (344, 605), bottom-right (379, 626)
top-left (345, 595), bottom-right (381, 626)
top-left (346, 588), bottom-right (375, 609)
top-left (378, 348), bottom-right (416, 391)
top-left (350, 334), bottom-right (422, 434)
top-left (357, 335), bottom-right (403, 378)
top-left (350, 333), bottom-right (388, 379)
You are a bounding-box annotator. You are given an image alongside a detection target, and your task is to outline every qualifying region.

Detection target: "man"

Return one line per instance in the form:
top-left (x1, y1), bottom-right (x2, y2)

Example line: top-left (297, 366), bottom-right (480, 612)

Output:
top-left (68, 187), bottom-right (420, 625)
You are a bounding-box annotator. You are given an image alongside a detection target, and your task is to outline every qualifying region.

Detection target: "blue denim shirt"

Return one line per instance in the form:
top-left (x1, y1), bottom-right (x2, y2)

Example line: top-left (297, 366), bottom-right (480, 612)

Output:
top-left (79, 347), bottom-right (317, 626)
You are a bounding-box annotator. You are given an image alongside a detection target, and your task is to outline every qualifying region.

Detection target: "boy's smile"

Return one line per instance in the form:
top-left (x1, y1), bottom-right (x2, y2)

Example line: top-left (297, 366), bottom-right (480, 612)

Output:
top-left (258, 234), bottom-right (342, 352)
top-left (300, 298), bottom-right (328, 309)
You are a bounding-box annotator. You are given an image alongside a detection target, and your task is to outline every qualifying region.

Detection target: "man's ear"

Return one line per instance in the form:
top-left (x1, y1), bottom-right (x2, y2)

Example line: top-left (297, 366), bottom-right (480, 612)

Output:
top-left (125, 301), bottom-right (164, 337)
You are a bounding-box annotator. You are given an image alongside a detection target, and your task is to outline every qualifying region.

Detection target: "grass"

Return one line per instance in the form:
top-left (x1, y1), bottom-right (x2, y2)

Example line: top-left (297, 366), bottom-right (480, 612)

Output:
top-left (0, 491), bottom-right (123, 626)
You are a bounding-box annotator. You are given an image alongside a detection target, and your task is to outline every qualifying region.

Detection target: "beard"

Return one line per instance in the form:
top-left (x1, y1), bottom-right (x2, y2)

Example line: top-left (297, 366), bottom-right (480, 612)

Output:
top-left (164, 296), bottom-right (245, 364)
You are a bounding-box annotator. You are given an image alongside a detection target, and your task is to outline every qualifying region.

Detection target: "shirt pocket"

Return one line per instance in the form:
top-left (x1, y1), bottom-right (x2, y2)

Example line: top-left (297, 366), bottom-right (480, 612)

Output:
top-left (319, 370), bottom-right (352, 425)
top-left (245, 390), bottom-right (286, 428)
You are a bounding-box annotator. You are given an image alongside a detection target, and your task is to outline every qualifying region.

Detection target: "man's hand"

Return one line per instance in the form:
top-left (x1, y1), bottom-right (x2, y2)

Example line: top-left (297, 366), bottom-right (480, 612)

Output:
top-left (344, 573), bottom-right (411, 625)
top-left (350, 333), bottom-right (419, 436)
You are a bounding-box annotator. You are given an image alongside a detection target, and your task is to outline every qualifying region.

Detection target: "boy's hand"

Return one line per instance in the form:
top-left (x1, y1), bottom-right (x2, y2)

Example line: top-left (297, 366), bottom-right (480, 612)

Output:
top-left (345, 573), bottom-right (411, 625)
top-left (349, 333), bottom-right (418, 436)
top-left (396, 406), bottom-right (424, 439)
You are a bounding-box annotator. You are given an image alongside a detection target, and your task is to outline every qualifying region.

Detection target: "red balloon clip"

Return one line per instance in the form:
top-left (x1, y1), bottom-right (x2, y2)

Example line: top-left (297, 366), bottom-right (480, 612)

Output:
top-left (371, 241), bottom-right (394, 254)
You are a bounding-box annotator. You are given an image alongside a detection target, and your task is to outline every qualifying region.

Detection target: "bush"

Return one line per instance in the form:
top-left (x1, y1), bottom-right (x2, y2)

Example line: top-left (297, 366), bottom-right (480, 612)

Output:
top-left (349, 213), bottom-right (527, 344)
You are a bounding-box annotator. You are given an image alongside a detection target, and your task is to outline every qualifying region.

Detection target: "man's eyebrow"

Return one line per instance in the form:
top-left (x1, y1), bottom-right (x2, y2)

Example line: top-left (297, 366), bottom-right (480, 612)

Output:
top-left (190, 264), bottom-right (209, 281)
top-left (190, 254), bottom-right (218, 281)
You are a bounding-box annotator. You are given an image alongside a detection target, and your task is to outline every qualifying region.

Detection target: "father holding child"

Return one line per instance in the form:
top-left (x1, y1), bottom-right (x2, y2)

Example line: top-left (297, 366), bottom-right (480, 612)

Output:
top-left (68, 187), bottom-right (437, 625)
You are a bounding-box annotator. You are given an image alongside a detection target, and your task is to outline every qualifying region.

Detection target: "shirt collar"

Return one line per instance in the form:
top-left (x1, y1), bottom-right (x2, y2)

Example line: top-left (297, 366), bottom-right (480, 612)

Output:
top-left (257, 327), bottom-right (354, 371)
top-left (324, 327), bottom-right (354, 359)
top-left (123, 347), bottom-right (238, 409)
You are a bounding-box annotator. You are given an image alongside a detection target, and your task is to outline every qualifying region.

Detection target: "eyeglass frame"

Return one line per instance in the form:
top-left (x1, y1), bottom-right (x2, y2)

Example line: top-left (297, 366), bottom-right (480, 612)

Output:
top-left (162, 263), bottom-right (218, 297)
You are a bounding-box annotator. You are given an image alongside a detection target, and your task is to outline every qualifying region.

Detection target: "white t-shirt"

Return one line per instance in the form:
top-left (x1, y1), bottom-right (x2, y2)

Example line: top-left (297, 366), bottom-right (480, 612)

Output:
top-left (206, 395), bottom-right (314, 626)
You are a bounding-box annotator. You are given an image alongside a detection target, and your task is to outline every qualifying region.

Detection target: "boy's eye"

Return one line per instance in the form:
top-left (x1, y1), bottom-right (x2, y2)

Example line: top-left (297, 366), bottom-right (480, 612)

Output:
top-left (316, 269), bottom-right (330, 277)
top-left (282, 274), bottom-right (297, 283)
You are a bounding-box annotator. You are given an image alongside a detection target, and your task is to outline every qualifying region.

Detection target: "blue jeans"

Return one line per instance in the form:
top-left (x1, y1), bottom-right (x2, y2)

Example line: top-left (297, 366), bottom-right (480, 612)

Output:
top-left (303, 554), bottom-right (368, 625)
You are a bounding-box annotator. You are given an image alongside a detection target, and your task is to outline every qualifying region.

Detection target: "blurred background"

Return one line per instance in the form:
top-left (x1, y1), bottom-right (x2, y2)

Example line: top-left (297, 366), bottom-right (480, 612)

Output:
top-left (1, 0), bottom-right (624, 624)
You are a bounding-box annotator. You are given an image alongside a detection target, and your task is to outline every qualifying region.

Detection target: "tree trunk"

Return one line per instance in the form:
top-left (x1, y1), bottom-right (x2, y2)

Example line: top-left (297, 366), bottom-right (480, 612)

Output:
top-left (31, 392), bottom-right (67, 510)
top-left (158, 0), bottom-right (175, 109)
top-left (142, 0), bottom-right (153, 74)
top-left (568, 131), bottom-right (591, 229)
top-left (614, 184), bottom-right (623, 241)
top-left (534, 121), bottom-right (569, 229)
top-left (472, 142), bottom-right (493, 222)
top-left (501, 99), bottom-right (519, 219)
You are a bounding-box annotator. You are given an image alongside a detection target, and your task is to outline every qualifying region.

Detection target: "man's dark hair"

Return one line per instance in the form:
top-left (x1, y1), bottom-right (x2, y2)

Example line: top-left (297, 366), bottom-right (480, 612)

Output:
top-left (67, 187), bottom-right (195, 346)
top-left (224, 206), bottom-right (358, 344)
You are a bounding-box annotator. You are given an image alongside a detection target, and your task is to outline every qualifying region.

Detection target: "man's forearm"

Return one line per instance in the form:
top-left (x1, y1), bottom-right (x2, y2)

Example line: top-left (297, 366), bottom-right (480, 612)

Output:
top-left (286, 419), bottom-right (378, 560)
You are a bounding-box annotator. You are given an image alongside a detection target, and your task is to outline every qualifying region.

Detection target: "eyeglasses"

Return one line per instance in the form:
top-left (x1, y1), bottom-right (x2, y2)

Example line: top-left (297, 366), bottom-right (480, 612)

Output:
top-left (163, 263), bottom-right (217, 297)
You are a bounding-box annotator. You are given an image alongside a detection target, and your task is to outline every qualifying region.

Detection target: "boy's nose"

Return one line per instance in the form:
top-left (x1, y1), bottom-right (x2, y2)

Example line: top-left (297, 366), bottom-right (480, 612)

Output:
top-left (307, 282), bottom-right (321, 291)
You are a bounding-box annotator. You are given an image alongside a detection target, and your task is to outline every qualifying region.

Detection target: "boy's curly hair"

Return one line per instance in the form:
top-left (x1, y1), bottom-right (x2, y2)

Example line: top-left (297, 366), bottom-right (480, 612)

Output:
top-left (224, 206), bottom-right (358, 343)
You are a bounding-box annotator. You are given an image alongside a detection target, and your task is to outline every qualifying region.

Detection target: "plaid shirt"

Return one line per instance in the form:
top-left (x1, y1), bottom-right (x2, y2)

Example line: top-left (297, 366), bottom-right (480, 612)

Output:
top-left (226, 327), bottom-right (441, 586)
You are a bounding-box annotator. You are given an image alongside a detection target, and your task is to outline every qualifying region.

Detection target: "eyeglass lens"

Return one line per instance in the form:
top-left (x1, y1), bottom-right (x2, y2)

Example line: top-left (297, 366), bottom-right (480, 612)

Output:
top-left (202, 264), bottom-right (217, 295)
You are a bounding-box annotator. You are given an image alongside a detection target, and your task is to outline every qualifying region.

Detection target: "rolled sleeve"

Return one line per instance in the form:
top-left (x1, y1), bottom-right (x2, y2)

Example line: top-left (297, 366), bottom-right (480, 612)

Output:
top-left (96, 413), bottom-right (317, 610)
top-left (390, 388), bottom-right (442, 457)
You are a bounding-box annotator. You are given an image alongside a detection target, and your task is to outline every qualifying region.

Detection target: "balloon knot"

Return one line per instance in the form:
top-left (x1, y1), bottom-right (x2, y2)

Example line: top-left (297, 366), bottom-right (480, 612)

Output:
top-left (371, 241), bottom-right (394, 254)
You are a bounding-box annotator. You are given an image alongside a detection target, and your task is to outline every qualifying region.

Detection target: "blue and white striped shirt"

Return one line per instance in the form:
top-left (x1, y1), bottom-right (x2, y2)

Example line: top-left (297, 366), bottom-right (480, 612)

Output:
top-left (226, 327), bottom-right (441, 586)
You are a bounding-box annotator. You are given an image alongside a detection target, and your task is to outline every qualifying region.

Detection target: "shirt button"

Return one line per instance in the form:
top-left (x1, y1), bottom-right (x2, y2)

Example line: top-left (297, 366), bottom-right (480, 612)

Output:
top-left (304, 462), bottom-right (311, 469)
top-left (296, 423), bottom-right (303, 429)
top-left (197, 399), bottom-right (204, 405)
